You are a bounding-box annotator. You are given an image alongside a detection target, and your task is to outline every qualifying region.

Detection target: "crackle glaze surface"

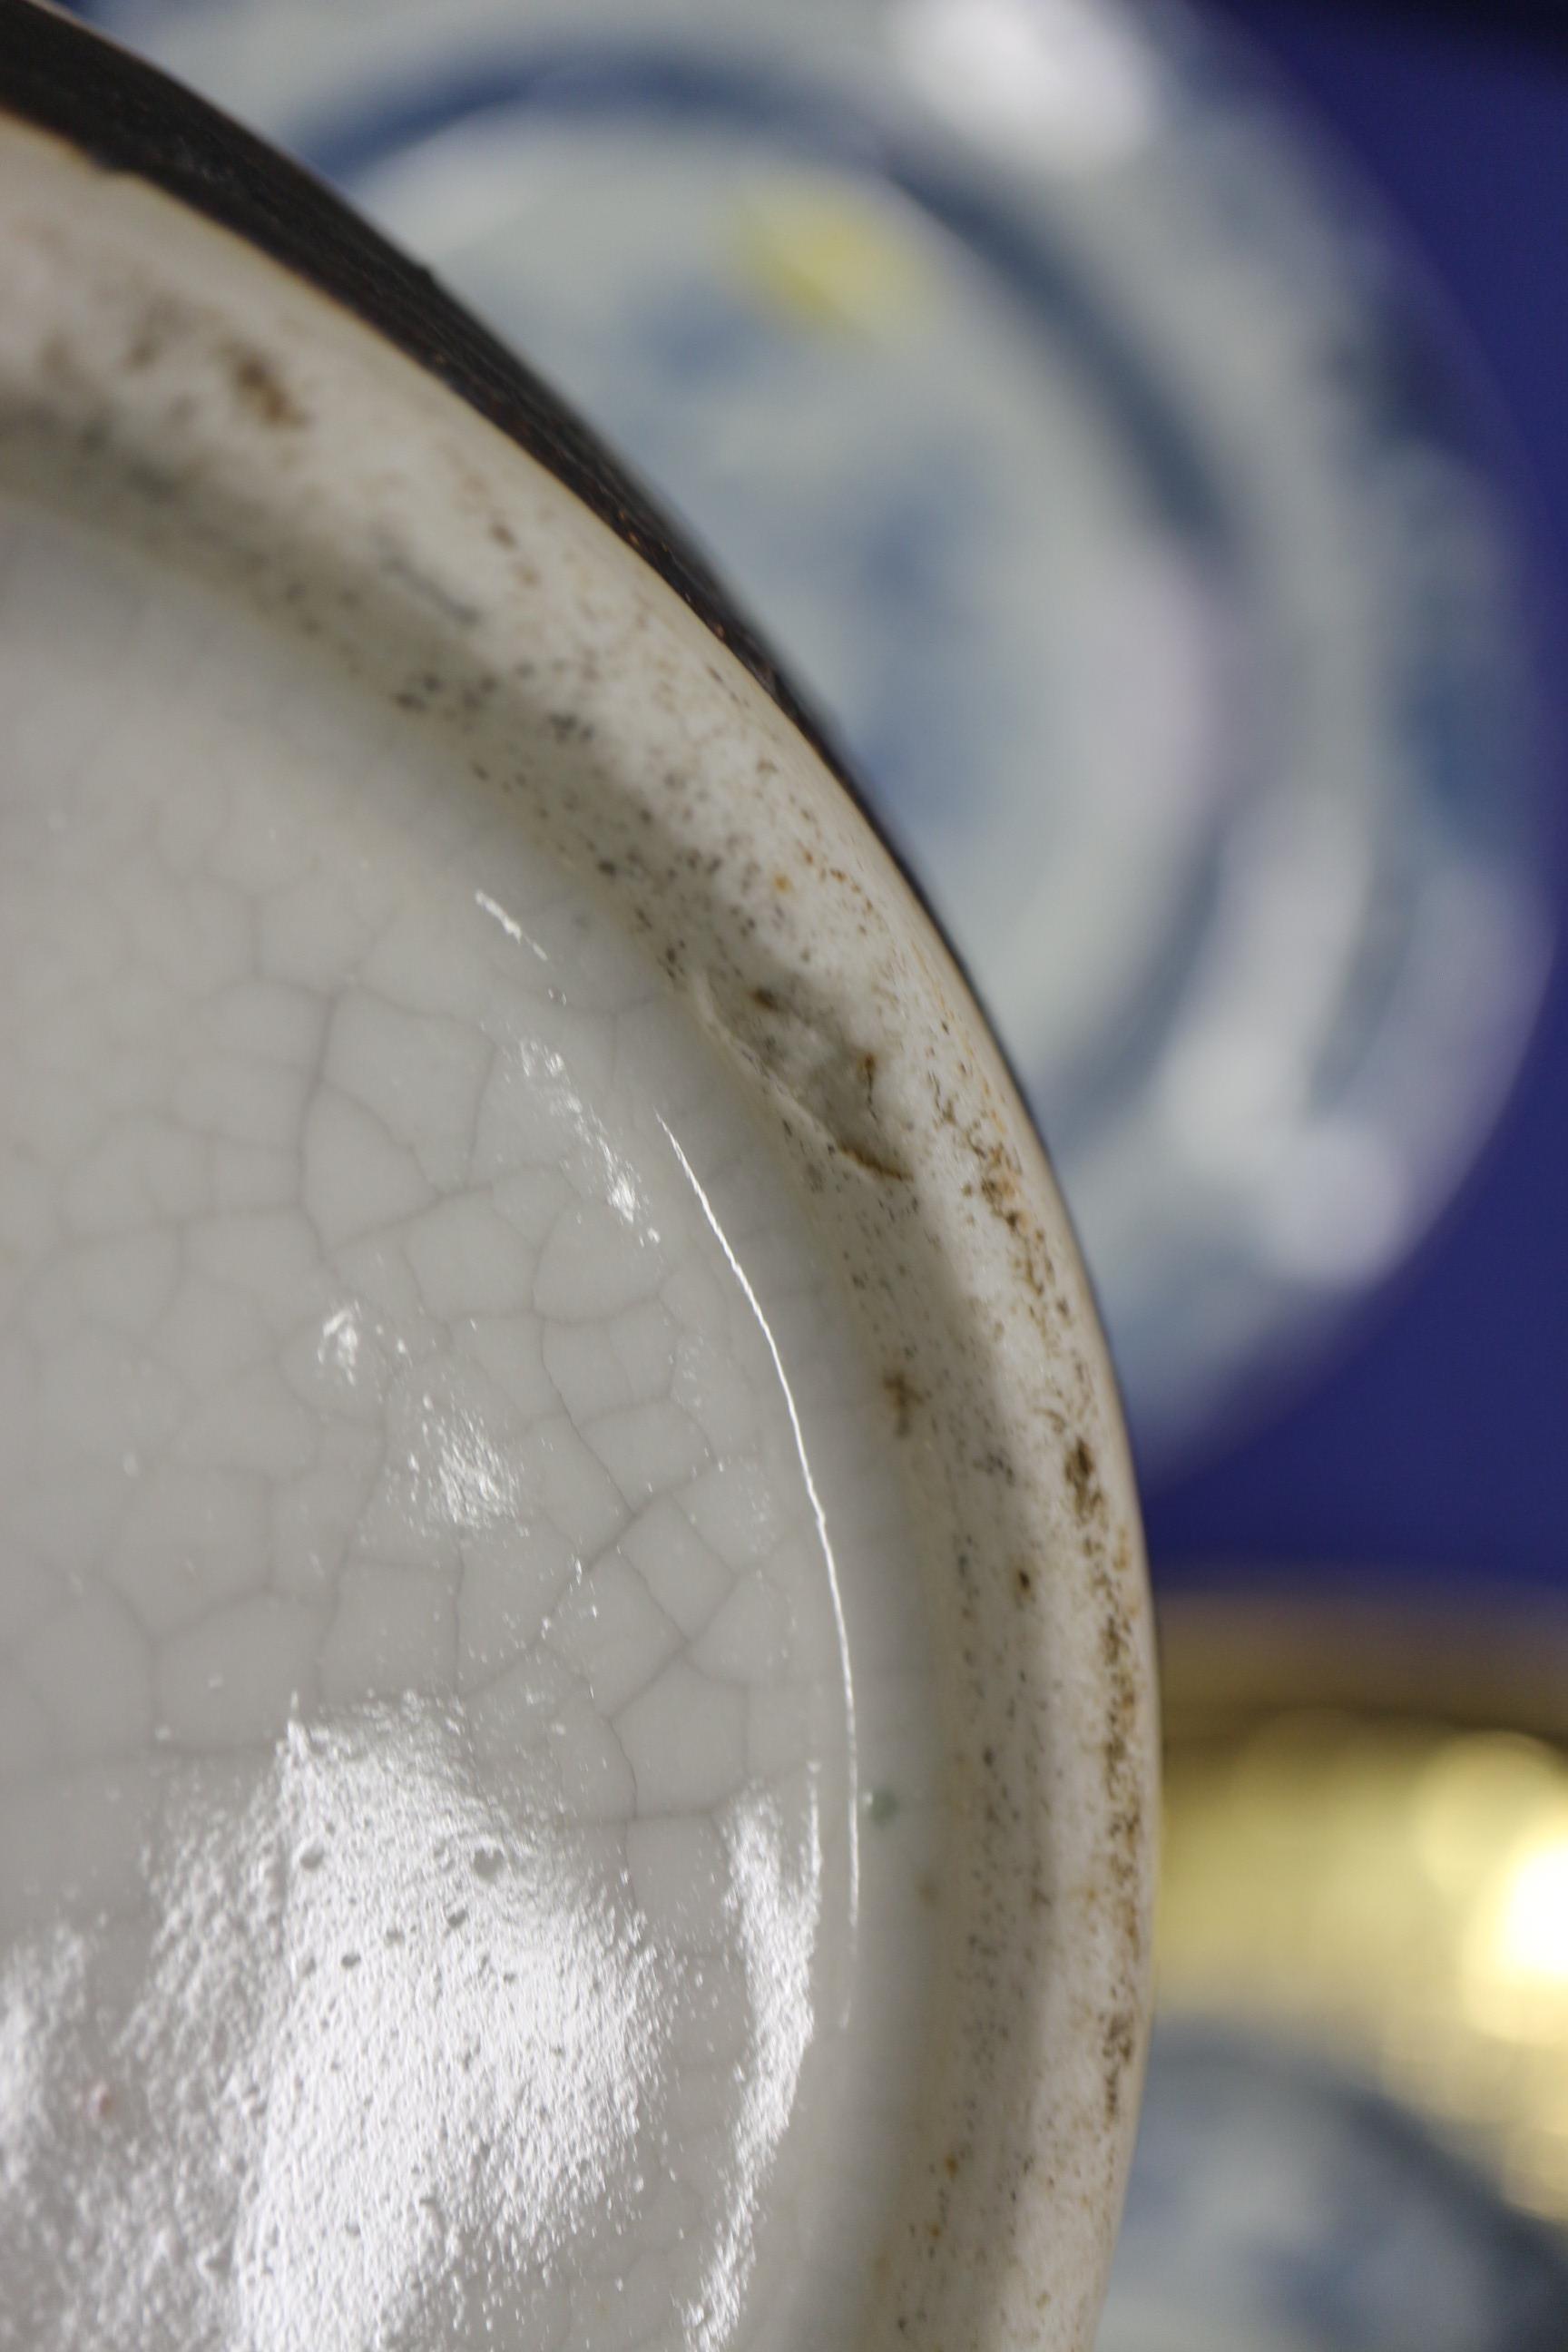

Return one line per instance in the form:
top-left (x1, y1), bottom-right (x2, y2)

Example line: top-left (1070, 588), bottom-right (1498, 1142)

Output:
top-left (0, 72), bottom-right (1155, 2352)
top-left (0, 490), bottom-right (935, 2352)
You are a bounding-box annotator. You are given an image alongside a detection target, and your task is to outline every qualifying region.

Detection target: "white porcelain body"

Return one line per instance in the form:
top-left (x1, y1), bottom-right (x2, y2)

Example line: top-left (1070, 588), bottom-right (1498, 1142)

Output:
top-left (0, 39), bottom-right (1155, 2352)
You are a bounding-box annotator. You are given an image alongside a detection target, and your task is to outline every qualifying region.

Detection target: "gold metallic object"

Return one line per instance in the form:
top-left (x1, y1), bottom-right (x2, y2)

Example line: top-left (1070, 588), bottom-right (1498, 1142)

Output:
top-left (1158, 1591), bottom-right (1568, 2223)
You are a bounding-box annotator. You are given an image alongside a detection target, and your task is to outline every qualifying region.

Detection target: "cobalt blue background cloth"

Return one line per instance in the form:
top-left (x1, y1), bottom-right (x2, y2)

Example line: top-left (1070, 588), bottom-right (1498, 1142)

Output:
top-left (1149, 0), bottom-right (1568, 1597)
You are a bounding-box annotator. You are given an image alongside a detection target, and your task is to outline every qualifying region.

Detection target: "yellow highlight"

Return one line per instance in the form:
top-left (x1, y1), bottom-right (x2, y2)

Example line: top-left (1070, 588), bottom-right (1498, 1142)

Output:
top-left (1494, 1831), bottom-right (1568, 1983)
top-left (1159, 1711), bottom-right (1568, 2221)
top-left (1415, 1731), bottom-right (1563, 1896)
top-left (730, 184), bottom-right (930, 337)
top-left (1464, 1810), bottom-right (1568, 2040)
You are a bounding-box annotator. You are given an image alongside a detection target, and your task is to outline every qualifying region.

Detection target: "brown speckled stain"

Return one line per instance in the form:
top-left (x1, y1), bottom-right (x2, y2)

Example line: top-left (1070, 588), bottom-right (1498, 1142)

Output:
top-left (224, 338), bottom-right (306, 426)
top-left (884, 1367), bottom-right (926, 1439)
top-left (1064, 1436), bottom-right (1102, 1528)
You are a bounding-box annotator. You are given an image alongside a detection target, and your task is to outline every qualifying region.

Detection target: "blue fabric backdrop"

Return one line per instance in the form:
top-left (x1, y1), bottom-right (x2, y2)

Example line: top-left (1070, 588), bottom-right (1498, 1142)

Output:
top-left (1150, 0), bottom-right (1568, 1598)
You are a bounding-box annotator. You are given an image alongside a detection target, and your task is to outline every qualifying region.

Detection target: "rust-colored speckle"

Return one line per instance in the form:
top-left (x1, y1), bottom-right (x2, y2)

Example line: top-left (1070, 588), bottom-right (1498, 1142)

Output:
top-left (883, 1367), bottom-right (926, 1437)
top-left (1072, 1509), bottom-right (1150, 2071)
top-left (976, 1446), bottom-right (1016, 1487)
top-left (1063, 1436), bottom-right (1102, 1528)
top-left (225, 342), bottom-right (306, 428)
top-left (836, 1136), bottom-right (912, 1183)
top-left (1102, 2008), bottom-right (1137, 2125)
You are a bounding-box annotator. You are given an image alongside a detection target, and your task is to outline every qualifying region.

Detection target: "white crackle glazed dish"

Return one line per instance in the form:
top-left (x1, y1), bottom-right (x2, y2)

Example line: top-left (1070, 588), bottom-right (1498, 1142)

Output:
top-left (0, 10), bottom-right (1154, 2350)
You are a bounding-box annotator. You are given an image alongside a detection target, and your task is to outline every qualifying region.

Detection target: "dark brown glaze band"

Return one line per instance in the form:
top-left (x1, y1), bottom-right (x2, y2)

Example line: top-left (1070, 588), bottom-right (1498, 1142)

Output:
top-left (0, 0), bottom-right (841, 770)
